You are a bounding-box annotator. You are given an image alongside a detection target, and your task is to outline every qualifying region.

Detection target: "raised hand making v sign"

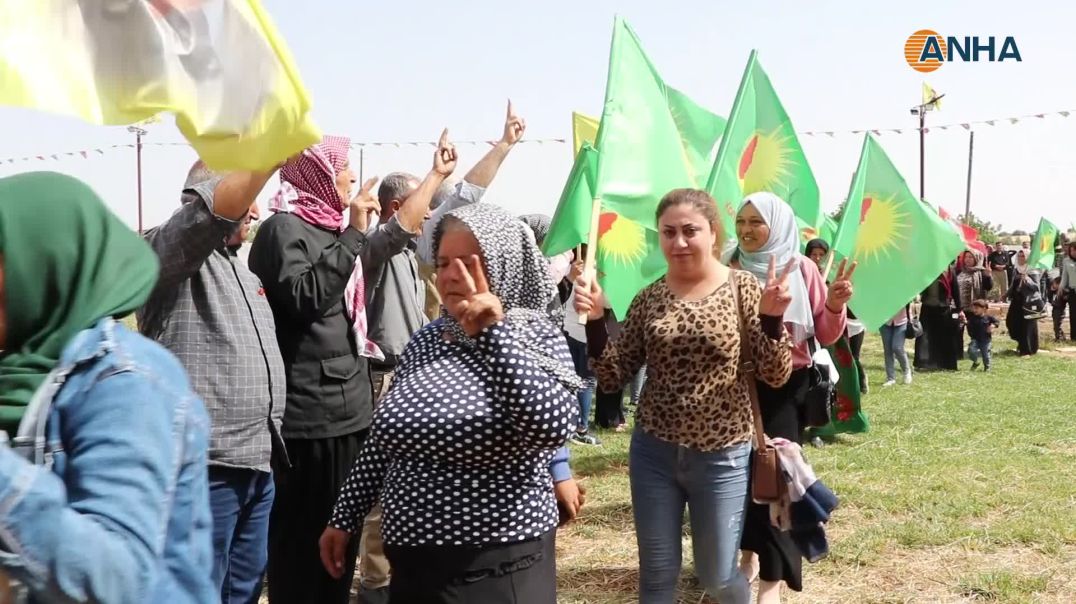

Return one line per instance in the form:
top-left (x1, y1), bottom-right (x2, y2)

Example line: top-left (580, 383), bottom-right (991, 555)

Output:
top-left (759, 256), bottom-right (799, 317)
top-left (443, 255), bottom-right (504, 336)
top-left (826, 258), bottom-right (858, 313)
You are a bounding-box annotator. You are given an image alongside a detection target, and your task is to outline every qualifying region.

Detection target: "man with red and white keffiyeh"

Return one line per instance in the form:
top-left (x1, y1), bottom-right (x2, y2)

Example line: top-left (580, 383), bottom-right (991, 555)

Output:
top-left (249, 130), bottom-right (458, 604)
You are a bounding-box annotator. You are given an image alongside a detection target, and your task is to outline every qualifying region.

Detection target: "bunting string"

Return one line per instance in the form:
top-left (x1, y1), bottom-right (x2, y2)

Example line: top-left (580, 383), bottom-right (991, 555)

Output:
top-left (800, 108), bottom-right (1075, 137)
top-left (0, 138), bottom-right (568, 165)
top-left (2, 105), bottom-right (1074, 164)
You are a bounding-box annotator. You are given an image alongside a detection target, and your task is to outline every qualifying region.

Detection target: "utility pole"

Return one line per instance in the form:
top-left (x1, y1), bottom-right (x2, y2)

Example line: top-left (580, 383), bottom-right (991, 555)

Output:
top-left (912, 88), bottom-right (945, 201)
top-left (965, 131), bottom-right (975, 217)
top-left (127, 125), bottom-right (147, 233)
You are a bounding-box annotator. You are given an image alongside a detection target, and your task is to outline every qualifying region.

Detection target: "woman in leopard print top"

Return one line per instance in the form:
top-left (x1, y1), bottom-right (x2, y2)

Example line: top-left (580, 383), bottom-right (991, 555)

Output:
top-left (575, 189), bottom-right (792, 604)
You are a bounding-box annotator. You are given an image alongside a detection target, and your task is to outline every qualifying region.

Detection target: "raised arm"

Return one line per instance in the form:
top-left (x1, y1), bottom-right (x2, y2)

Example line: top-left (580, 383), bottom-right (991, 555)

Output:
top-left (579, 283), bottom-right (647, 395)
top-left (393, 129), bottom-right (457, 235)
top-left (144, 168), bottom-right (276, 289)
top-left (462, 100), bottom-right (526, 188)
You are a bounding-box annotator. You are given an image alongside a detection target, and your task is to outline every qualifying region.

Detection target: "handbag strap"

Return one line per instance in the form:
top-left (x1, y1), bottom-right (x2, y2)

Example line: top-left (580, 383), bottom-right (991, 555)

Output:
top-left (728, 271), bottom-right (767, 453)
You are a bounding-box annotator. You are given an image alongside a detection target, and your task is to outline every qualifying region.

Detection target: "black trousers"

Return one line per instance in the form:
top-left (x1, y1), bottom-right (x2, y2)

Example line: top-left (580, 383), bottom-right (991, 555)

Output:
top-left (594, 387), bottom-right (625, 429)
top-left (385, 530), bottom-right (556, 603)
top-left (267, 431), bottom-right (367, 604)
top-left (741, 368), bottom-right (810, 592)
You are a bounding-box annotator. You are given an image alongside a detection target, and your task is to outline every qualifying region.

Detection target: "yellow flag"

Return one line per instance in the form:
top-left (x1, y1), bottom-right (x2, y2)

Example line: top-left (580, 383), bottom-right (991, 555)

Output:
top-left (0, 0), bottom-right (320, 171)
top-left (572, 112), bottom-right (600, 157)
top-left (922, 82), bottom-right (942, 111)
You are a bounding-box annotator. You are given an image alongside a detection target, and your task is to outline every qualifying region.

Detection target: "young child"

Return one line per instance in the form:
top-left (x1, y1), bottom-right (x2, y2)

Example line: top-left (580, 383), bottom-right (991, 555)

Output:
top-left (964, 299), bottom-right (999, 371)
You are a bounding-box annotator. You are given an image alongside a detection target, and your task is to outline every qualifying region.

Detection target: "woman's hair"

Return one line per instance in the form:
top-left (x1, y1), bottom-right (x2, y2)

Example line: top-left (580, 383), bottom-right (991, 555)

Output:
top-left (655, 188), bottom-right (725, 251)
top-left (805, 238), bottom-right (829, 256)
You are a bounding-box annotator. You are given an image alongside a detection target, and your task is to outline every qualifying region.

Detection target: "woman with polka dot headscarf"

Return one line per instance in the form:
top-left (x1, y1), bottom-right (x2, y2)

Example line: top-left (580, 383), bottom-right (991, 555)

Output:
top-left (319, 204), bottom-right (579, 603)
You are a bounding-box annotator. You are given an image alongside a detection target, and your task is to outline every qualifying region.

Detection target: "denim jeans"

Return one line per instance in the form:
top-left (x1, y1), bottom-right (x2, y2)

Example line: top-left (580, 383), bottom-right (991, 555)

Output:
top-left (968, 338), bottom-right (993, 368)
top-left (209, 467), bottom-right (275, 604)
top-left (879, 323), bottom-right (910, 381)
top-left (629, 429), bottom-right (751, 604)
top-left (577, 379), bottom-right (595, 431)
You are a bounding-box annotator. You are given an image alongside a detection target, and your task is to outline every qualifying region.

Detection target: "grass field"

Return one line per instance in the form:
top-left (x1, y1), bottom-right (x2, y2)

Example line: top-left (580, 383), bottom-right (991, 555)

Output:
top-left (556, 335), bottom-right (1076, 603)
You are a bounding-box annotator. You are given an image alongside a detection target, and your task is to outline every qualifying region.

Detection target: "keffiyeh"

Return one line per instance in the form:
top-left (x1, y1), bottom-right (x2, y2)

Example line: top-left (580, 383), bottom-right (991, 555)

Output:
top-left (269, 135), bottom-right (382, 361)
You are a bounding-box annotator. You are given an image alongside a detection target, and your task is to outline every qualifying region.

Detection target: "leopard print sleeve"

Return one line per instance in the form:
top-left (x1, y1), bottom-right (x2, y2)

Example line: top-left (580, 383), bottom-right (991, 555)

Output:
top-left (738, 272), bottom-right (793, 389)
top-left (590, 285), bottom-right (649, 395)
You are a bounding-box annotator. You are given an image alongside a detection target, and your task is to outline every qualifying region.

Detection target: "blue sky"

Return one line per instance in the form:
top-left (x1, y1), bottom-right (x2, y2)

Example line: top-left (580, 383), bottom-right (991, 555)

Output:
top-left (2, 0), bottom-right (1074, 234)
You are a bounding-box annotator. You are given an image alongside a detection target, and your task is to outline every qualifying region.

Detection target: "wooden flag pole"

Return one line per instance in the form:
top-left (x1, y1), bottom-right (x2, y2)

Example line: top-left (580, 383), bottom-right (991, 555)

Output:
top-left (578, 196), bottom-right (603, 325)
top-left (821, 250), bottom-right (837, 281)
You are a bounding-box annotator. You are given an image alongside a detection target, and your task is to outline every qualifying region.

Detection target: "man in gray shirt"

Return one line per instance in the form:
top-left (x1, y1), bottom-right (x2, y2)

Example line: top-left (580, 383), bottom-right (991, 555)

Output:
top-left (355, 102), bottom-right (527, 604)
top-left (139, 161), bottom-right (285, 604)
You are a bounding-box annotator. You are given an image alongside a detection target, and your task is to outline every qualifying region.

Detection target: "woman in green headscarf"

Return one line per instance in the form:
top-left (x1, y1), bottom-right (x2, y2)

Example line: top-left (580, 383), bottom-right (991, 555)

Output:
top-left (0, 172), bottom-right (215, 603)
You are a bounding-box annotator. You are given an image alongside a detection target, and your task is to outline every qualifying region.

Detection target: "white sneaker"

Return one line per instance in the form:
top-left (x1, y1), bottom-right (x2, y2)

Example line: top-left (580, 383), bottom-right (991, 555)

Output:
top-left (883, 379), bottom-right (897, 387)
top-left (903, 372), bottom-right (913, 385)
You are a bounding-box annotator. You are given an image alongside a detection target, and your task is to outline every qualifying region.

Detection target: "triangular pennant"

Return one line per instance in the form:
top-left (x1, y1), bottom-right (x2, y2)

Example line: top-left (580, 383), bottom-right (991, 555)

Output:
top-left (1010, 118), bottom-right (1019, 124)
top-left (1061, 111), bottom-right (1071, 117)
top-left (961, 123), bottom-right (971, 130)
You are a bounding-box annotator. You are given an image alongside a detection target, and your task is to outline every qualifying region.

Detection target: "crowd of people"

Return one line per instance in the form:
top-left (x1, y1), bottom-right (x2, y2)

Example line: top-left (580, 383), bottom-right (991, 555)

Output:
top-left (0, 99), bottom-right (1069, 604)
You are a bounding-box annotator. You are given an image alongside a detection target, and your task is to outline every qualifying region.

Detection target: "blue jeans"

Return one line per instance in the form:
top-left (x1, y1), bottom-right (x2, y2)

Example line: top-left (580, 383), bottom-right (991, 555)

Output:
top-left (577, 380), bottom-right (595, 431)
top-left (968, 338), bottom-right (992, 368)
top-left (880, 323), bottom-right (910, 381)
top-left (209, 467), bottom-right (275, 604)
top-left (629, 429), bottom-right (751, 604)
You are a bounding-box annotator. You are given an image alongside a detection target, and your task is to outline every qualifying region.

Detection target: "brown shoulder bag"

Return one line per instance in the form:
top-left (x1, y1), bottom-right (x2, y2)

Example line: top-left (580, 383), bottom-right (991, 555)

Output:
top-left (728, 272), bottom-right (785, 505)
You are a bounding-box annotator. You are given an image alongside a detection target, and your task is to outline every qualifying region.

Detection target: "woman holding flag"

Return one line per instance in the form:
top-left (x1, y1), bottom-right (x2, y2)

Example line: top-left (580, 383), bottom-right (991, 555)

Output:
top-left (725, 193), bottom-right (853, 603)
top-left (575, 189), bottom-right (794, 604)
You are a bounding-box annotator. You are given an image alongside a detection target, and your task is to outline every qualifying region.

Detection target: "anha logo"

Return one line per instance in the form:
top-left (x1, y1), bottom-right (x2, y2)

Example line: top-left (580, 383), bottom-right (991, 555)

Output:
top-left (905, 30), bottom-right (1022, 73)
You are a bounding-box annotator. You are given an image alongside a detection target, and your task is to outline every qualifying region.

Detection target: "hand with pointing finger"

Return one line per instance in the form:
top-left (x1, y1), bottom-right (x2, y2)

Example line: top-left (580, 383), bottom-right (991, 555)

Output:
top-left (826, 258), bottom-right (858, 311)
top-left (501, 99), bottom-right (526, 147)
top-left (759, 257), bottom-right (798, 317)
top-left (445, 255), bottom-right (504, 336)
top-left (348, 176), bottom-right (381, 232)
top-left (433, 128), bottom-right (458, 177)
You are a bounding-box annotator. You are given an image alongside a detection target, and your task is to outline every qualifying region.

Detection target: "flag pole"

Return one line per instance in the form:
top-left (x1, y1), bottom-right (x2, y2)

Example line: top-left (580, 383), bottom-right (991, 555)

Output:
top-left (578, 196), bottom-right (603, 325)
top-left (821, 250), bottom-right (836, 282)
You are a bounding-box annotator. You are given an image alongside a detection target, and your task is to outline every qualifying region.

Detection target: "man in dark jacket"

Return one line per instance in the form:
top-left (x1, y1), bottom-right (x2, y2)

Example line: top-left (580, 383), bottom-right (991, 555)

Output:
top-left (249, 133), bottom-right (457, 603)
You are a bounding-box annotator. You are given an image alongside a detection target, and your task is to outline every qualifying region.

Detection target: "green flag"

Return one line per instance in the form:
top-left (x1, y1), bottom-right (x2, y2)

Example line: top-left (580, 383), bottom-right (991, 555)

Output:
top-left (820, 215), bottom-right (838, 245)
top-left (544, 144), bottom-right (598, 257)
top-left (1028, 217), bottom-right (1060, 271)
top-left (812, 337), bottom-right (870, 437)
top-left (831, 134), bottom-right (966, 332)
top-left (705, 50), bottom-right (821, 239)
top-left (543, 144), bottom-right (666, 319)
top-left (545, 17), bottom-right (724, 318)
top-left (590, 17), bottom-right (725, 228)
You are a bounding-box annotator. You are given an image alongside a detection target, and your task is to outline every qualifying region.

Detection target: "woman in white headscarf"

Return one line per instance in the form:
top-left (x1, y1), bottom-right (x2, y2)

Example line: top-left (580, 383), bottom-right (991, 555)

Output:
top-left (723, 193), bottom-right (854, 603)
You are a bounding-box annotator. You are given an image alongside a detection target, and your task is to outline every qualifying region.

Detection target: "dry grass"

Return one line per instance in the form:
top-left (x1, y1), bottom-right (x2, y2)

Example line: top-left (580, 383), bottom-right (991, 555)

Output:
top-left (557, 336), bottom-right (1076, 603)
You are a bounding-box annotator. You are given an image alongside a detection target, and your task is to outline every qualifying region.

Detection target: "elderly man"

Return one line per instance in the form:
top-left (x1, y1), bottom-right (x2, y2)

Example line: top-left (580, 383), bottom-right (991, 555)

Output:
top-left (139, 161), bottom-right (285, 604)
top-left (987, 241), bottom-right (1014, 302)
top-left (355, 102), bottom-right (526, 604)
